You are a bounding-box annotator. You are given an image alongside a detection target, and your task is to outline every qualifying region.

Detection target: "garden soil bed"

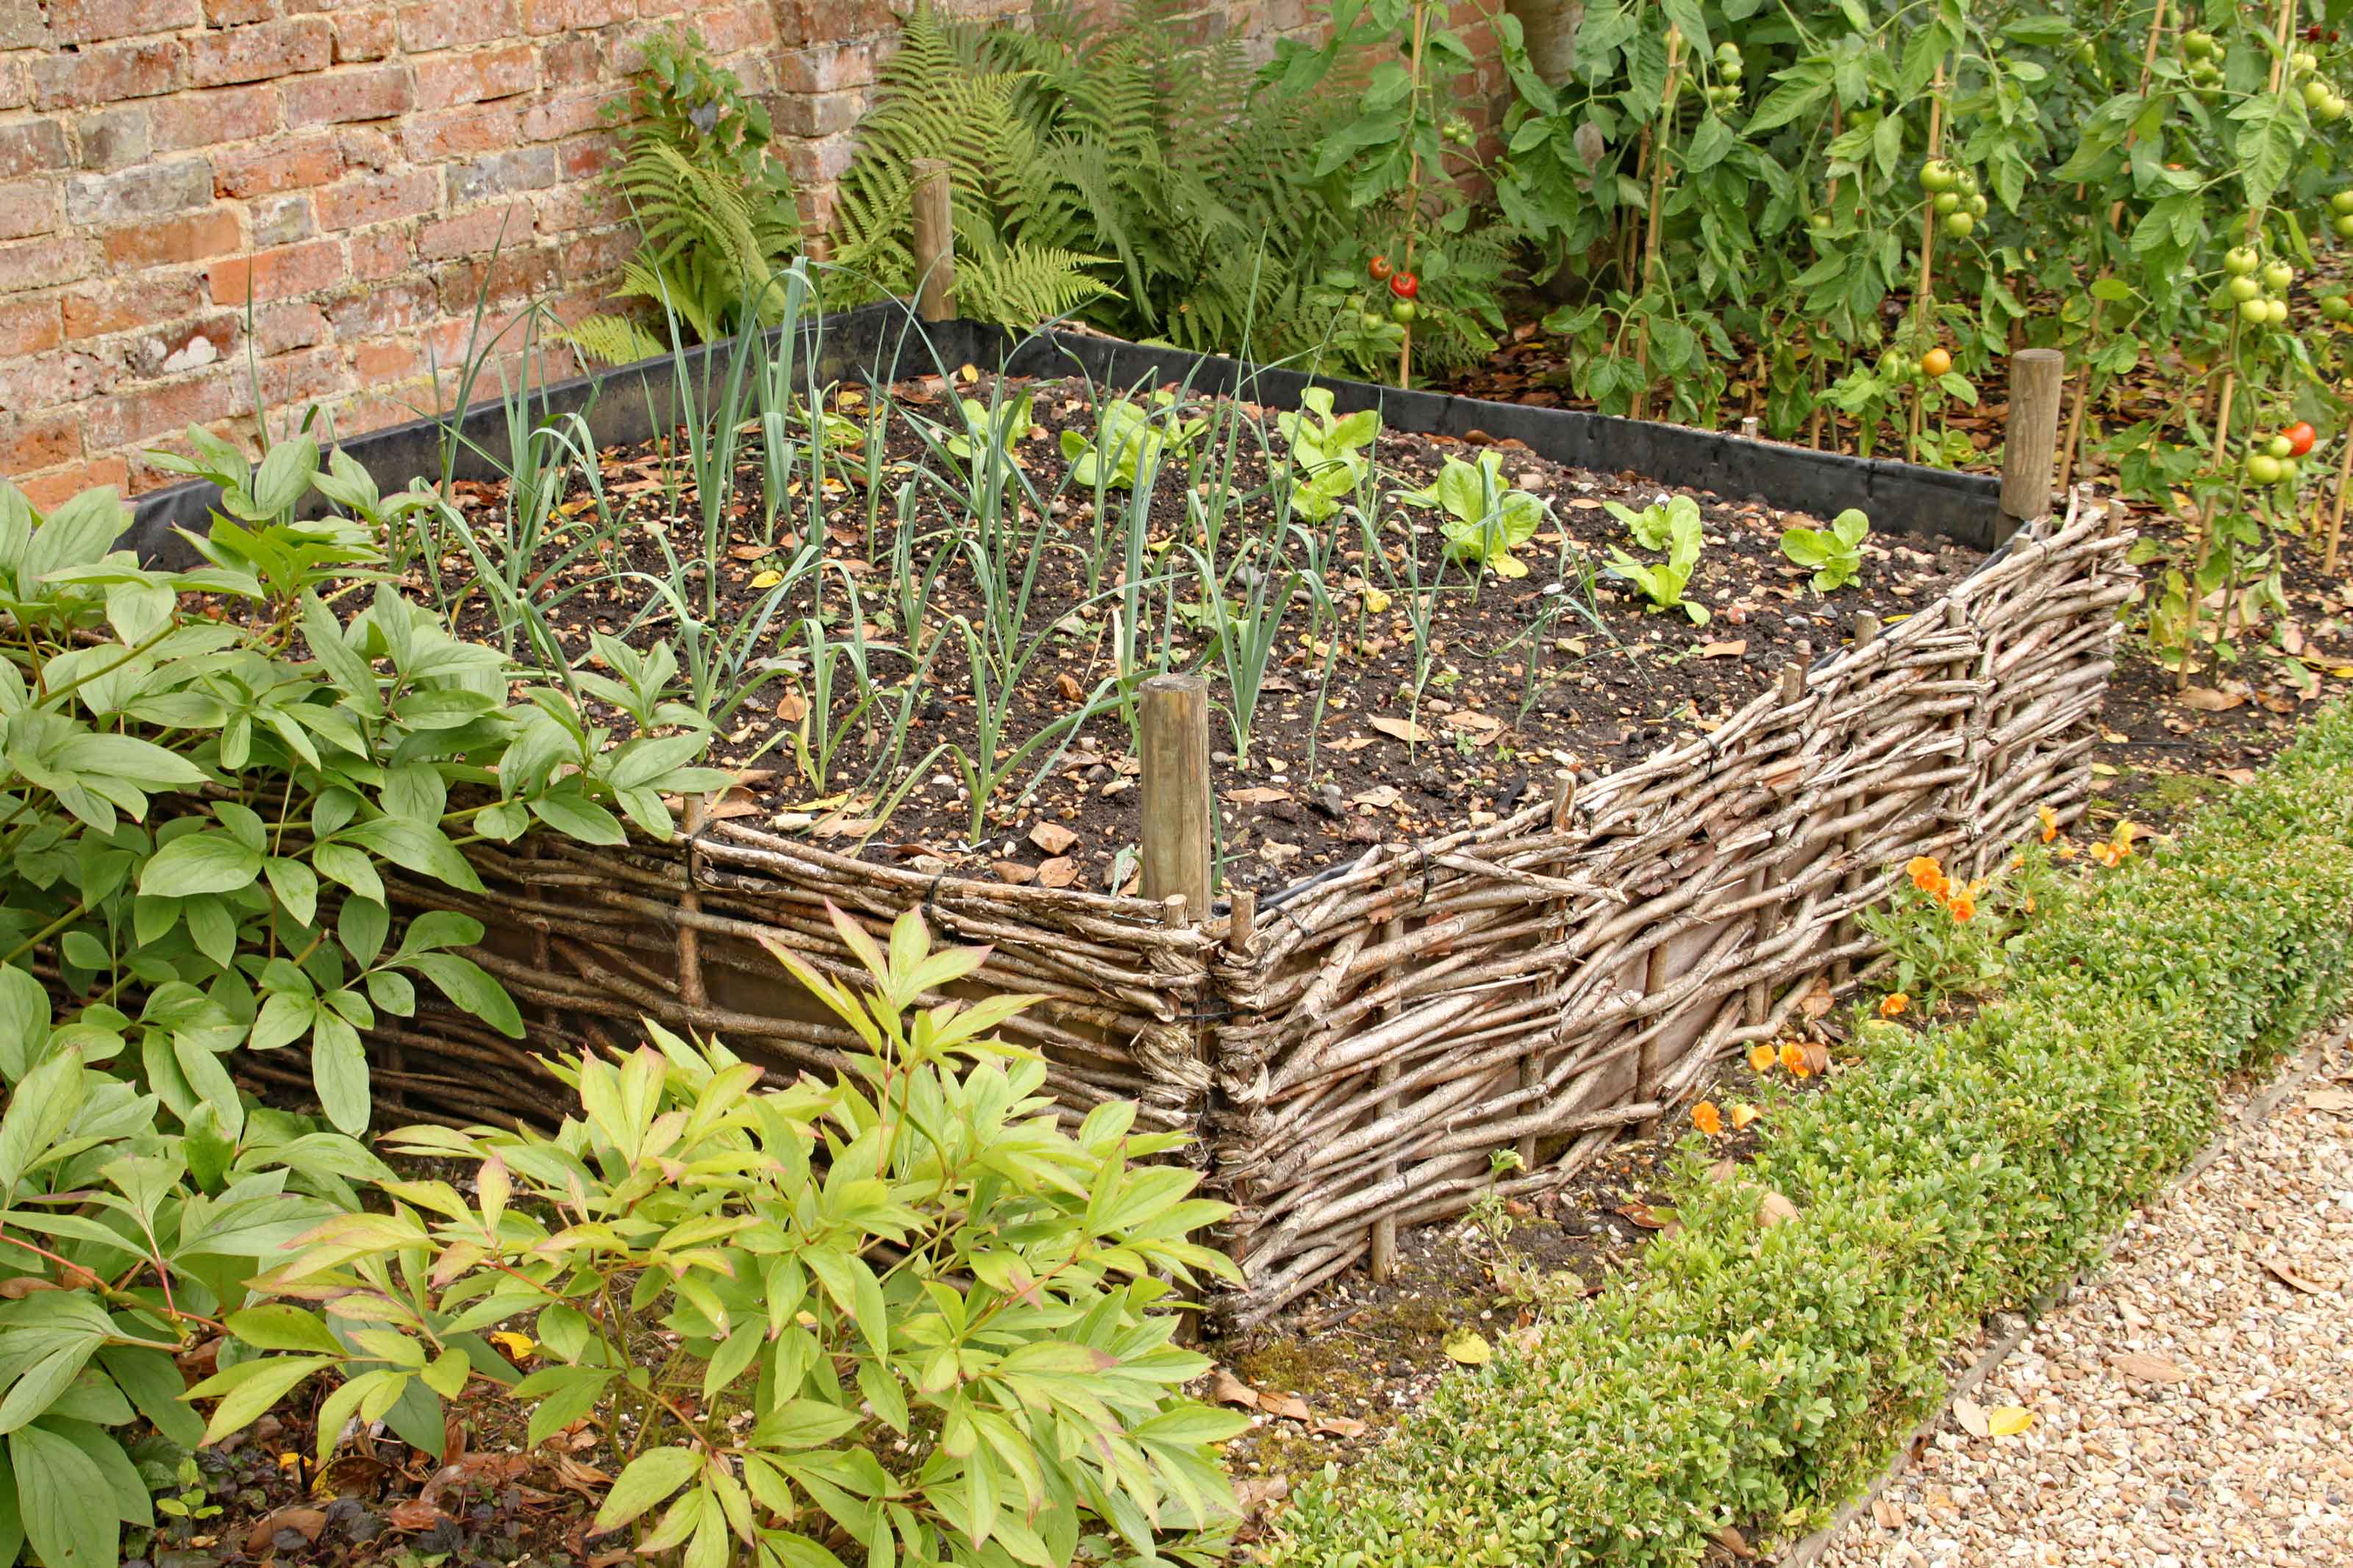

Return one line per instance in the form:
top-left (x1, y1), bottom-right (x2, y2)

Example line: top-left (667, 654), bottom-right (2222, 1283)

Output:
top-left (416, 370), bottom-right (1989, 892)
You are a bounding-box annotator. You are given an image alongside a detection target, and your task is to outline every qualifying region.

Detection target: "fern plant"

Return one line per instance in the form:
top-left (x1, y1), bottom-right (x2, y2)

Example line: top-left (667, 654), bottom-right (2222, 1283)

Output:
top-left (571, 28), bottom-right (801, 360)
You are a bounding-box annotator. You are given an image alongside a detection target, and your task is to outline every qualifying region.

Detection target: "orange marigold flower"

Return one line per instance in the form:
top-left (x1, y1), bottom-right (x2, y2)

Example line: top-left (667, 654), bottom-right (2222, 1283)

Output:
top-left (2038, 803), bottom-right (2060, 843)
top-left (1748, 1042), bottom-right (1778, 1074)
top-left (1948, 892), bottom-right (1977, 922)
top-left (1779, 1039), bottom-right (1813, 1078)
top-left (1879, 992), bottom-right (1910, 1017)
top-left (1729, 1102), bottom-right (1761, 1130)
top-left (1907, 855), bottom-right (1946, 894)
top-left (2089, 841), bottom-right (2124, 868)
top-left (1692, 1100), bottom-right (1724, 1136)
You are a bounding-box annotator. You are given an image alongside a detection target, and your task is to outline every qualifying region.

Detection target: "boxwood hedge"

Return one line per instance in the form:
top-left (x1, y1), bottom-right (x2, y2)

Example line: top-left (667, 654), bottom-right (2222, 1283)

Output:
top-left (1262, 709), bottom-right (2353, 1567)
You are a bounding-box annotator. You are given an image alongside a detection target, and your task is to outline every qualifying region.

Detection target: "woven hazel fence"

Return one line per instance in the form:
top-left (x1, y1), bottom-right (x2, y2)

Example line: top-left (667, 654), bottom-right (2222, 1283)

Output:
top-left (355, 495), bottom-right (2131, 1327)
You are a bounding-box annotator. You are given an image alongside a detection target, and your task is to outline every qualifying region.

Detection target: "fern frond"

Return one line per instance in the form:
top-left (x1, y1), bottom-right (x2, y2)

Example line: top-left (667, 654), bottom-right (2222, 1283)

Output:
top-left (564, 312), bottom-right (670, 368)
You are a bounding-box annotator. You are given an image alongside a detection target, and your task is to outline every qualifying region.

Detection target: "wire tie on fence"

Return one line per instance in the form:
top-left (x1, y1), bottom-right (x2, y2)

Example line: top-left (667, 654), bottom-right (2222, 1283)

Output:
top-left (923, 871), bottom-right (948, 922)
top-left (1415, 844), bottom-right (1435, 907)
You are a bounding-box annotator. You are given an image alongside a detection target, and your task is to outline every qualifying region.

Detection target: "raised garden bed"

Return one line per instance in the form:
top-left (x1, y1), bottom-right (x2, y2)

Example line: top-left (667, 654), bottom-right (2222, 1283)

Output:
top-left (135, 305), bottom-right (2132, 1326)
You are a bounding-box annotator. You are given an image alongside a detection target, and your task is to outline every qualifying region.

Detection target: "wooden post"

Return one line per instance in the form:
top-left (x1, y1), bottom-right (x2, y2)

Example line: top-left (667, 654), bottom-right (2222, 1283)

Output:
top-left (1999, 348), bottom-right (2065, 539)
top-left (1518, 774), bottom-right (1578, 1170)
top-left (678, 795), bottom-right (707, 1009)
top-left (1746, 662), bottom-right (1807, 1028)
top-left (1227, 887), bottom-right (1256, 953)
top-left (1635, 941), bottom-right (1669, 1135)
top-left (909, 158), bottom-right (957, 323)
top-left (1139, 674), bottom-right (1212, 920)
top-left (1831, 612), bottom-right (1879, 984)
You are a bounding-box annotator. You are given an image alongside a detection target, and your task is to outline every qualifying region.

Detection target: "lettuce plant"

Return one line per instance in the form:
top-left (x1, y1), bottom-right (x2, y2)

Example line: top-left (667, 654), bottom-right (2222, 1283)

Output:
top-left (1398, 450), bottom-right (1549, 579)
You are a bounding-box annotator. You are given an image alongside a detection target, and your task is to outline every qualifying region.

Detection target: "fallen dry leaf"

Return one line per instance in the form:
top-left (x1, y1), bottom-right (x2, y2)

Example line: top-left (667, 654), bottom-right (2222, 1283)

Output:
top-left (1235, 1475), bottom-right (1291, 1511)
top-left (1756, 1191), bottom-right (1800, 1228)
top-left (1442, 1329), bottom-right (1493, 1366)
top-left (1055, 672), bottom-right (1084, 701)
top-left (1713, 1523), bottom-right (1757, 1558)
top-left (1871, 1496), bottom-right (1905, 1530)
top-left (991, 860), bottom-right (1035, 885)
top-left (1029, 821), bottom-right (1079, 855)
top-left (1370, 715), bottom-right (1433, 744)
top-left (2113, 1351), bottom-right (2188, 1383)
top-left (1699, 640), bottom-right (1749, 659)
top-left (1261, 1390), bottom-right (1313, 1422)
top-left (2176, 687), bottom-right (2243, 712)
top-left (1312, 1414), bottom-right (1368, 1439)
top-left (1035, 856), bottom-right (1078, 889)
top-left (384, 1497), bottom-right (451, 1532)
top-left (1985, 1405), bottom-right (2035, 1436)
top-left (2263, 1257), bottom-right (2332, 1294)
top-left (1209, 1368), bottom-right (1258, 1409)
top-left (550, 1455), bottom-right (613, 1498)
top-left (774, 690), bottom-right (810, 723)
top-left (246, 1505), bottom-right (327, 1554)
top-left (1954, 1396), bottom-right (1990, 1437)
top-left (1615, 1202), bottom-right (1675, 1230)
top-left (2304, 1087), bottom-right (2353, 1113)
top-left (1799, 981), bottom-right (1835, 1020)
top-left (1224, 786), bottom-right (1290, 805)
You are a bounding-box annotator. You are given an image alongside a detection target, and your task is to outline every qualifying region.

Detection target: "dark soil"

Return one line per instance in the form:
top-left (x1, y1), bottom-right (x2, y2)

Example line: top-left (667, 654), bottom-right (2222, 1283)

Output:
top-left (421, 370), bottom-right (1988, 896)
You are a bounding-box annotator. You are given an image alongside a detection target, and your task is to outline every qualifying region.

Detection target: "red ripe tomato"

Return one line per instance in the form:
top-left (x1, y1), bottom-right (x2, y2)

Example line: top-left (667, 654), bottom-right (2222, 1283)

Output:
top-left (2307, 22), bottom-right (2324, 39)
top-left (1388, 270), bottom-right (1420, 300)
top-left (2286, 421), bottom-right (2318, 457)
top-left (1368, 254), bottom-right (1393, 282)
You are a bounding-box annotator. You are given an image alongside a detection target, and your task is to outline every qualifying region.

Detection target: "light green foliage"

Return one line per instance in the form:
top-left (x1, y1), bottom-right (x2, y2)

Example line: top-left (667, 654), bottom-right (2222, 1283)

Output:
top-left (1398, 451), bottom-right (1549, 579)
top-left (1274, 388), bottom-right (1380, 520)
top-left (1605, 495), bottom-right (1709, 621)
top-left (582, 27), bottom-right (801, 350)
top-left (204, 906), bottom-right (1246, 1568)
top-left (1781, 509), bottom-right (1874, 593)
top-left (939, 389), bottom-right (1037, 501)
top-left (0, 471), bottom-right (727, 1135)
top-left (1060, 392), bottom-right (1207, 493)
top-left (0, 989), bottom-right (384, 1568)
top-left (1266, 707), bottom-right (2353, 1566)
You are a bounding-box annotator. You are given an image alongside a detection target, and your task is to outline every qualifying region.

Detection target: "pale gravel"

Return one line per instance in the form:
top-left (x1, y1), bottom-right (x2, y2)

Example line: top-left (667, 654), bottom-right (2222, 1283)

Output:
top-left (1818, 1034), bottom-right (2353, 1568)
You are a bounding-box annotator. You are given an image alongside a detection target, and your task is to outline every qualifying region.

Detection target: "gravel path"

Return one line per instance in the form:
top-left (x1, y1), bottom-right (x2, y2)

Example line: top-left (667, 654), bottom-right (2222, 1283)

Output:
top-left (1818, 1034), bottom-right (2353, 1568)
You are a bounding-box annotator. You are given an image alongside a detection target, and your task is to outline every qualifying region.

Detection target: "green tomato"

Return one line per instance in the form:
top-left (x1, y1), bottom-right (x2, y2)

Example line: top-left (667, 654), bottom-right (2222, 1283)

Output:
top-left (1954, 168), bottom-right (1979, 196)
top-left (1967, 193), bottom-right (1989, 218)
top-left (2268, 296), bottom-right (2290, 324)
top-left (2183, 29), bottom-right (2215, 59)
top-left (2263, 261), bottom-right (2295, 291)
top-left (1918, 160), bottom-right (1957, 193)
top-left (1934, 190), bottom-right (1960, 214)
top-left (2228, 274), bottom-right (2263, 301)
top-left (1390, 298), bottom-right (1418, 323)
top-left (1809, 211), bottom-right (1832, 230)
top-left (2307, 77), bottom-right (2332, 107)
top-left (1360, 310), bottom-right (1388, 332)
top-left (2248, 451), bottom-right (2285, 484)
top-left (2224, 246), bottom-right (2260, 276)
top-left (1944, 210), bottom-right (1975, 237)
top-left (2335, 213), bottom-right (2353, 240)
top-left (2324, 294), bottom-right (2352, 321)
top-left (2323, 93), bottom-right (2350, 123)
top-left (2283, 457), bottom-right (2303, 482)
top-left (2331, 191), bottom-right (2353, 215)
top-left (2241, 296), bottom-right (2273, 323)
top-left (1715, 40), bottom-right (1740, 60)
top-left (2269, 434), bottom-right (2296, 459)
top-left (2294, 50), bottom-right (2320, 75)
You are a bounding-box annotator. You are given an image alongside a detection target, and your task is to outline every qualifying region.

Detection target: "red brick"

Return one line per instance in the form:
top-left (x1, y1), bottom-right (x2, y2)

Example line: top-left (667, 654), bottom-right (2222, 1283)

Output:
top-left (346, 225), bottom-right (413, 279)
top-left (280, 63), bottom-right (410, 125)
top-left (76, 105), bottom-right (152, 170)
top-left (47, 0), bottom-right (201, 45)
top-left (519, 0), bottom-right (632, 31)
top-left (127, 314), bottom-right (239, 377)
top-left (0, 412), bottom-right (81, 477)
top-left (63, 157), bottom-right (213, 224)
top-left (206, 237), bottom-right (345, 304)
top-left (412, 43), bottom-right (535, 110)
top-left (204, 0), bottom-right (283, 22)
top-left (21, 460), bottom-right (130, 512)
top-left (557, 223), bottom-right (630, 282)
top-left (0, 235), bottom-right (96, 293)
top-left (396, 0), bottom-right (518, 51)
top-left (151, 85), bottom-right (280, 150)
top-left (0, 182), bottom-right (62, 241)
top-left (0, 299), bottom-right (64, 359)
top-left (87, 374), bottom-right (248, 451)
top-left (519, 88), bottom-right (606, 142)
top-left (0, 120), bottom-right (69, 179)
top-left (432, 246), bottom-right (557, 312)
top-left (418, 200), bottom-right (532, 259)
top-left (324, 276), bottom-right (437, 335)
top-left (350, 336), bottom-right (427, 382)
top-left (398, 104), bottom-right (517, 162)
top-left (315, 167), bottom-right (438, 229)
top-left (0, 60), bottom-right (28, 112)
top-left (530, 182), bottom-right (610, 235)
top-left (255, 343), bottom-right (345, 404)
top-left (213, 137), bottom-right (341, 195)
top-left (29, 40), bottom-right (184, 110)
top-left (4, 350), bottom-right (111, 412)
top-left (693, 3), bottom-right (776, 54)
top-left (249, 190), bottom-right (313, 244)
top-left (188, 18), bottom-right (333, 87)
top-left (103, 206), bottom-right (245, 268)
top-left (64, 275), bottom-right (201, 340)
top-left (557, 132), bottom-right (617, 182)
top-left (255, 300), bottom-right (329, 354)
top-left (326, 10), bottom-right (389, 60)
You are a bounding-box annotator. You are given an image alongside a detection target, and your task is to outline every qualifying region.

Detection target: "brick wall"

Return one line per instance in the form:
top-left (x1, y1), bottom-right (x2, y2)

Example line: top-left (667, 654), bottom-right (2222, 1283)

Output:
top-left (0, 0), bottom-right (1310, 508)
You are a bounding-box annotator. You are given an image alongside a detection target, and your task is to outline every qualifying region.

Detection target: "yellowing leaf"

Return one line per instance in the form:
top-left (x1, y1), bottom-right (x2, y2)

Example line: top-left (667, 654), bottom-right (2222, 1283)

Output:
top-left (1985, 1405), bottom-right (2035, 1436)
top-left (1363, 586), bottom-right (1393, 613)
top-left (1443, 1330), bottom-right (1492, 1366)
top-left (749, 570), bottom-right (784, 589)
top-left (486, 1331), bottom-right (535, 1361)
top-left (1729, 1102), bottom-right (1760, 1129)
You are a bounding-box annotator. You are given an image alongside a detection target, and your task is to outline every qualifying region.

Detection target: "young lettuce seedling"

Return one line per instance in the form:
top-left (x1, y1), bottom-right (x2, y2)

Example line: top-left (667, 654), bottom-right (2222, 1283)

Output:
top-left (1060, 390), bottom-right (1207, 492)
top-left (1780, 507), bottom-right (1873, 592)
top-left (1605, 495), bottom-right (1710, 623)
top-left (1274, 387), bottom-right (1380, 521)
top-left (1398, 449), bottom-right (1550, 580)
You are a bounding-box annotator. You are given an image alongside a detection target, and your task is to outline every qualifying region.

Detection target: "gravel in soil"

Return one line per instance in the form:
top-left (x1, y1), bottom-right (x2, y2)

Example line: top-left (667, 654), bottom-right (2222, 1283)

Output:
top-left (1817, 1033), bottom-right (2353, 1568)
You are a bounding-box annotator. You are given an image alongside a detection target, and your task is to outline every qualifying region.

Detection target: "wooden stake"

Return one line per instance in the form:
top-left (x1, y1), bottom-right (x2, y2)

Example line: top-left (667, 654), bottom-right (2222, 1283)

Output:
top-left (1631, 26), bottom-right (1685, 423)
top-left (1227, 888), bottom-right (1257, 954)
top-left (1369, 908), bottom-right (1405, 1281)
top-left (1910, 60), bottom-right (1946, 455)
top-left (909, 158), bottom-right (957, 323)
top-left (1747, 662), bottom-right (1806, 1027)
top-left (1139, 674), bottom-right (1212, 923)
top-left (678, 795), bottom-right (708, 1009)
top-left (2328, 421), bottom-right (2353, 573)
top-left (1635, 941), bottom-right (1668, 1135)
top-left (1999, 347), bottom-right (2065, 540)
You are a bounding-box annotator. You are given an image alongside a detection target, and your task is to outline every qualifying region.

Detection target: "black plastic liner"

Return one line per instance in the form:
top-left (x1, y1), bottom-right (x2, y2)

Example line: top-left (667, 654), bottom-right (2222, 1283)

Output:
top-left (126, 301), bottom-right (2007, 562)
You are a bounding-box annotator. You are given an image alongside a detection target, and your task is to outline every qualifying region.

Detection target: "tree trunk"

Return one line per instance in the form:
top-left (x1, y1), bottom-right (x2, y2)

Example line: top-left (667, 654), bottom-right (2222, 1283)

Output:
top-left (1507, 0), bottom-right (1582, 87)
